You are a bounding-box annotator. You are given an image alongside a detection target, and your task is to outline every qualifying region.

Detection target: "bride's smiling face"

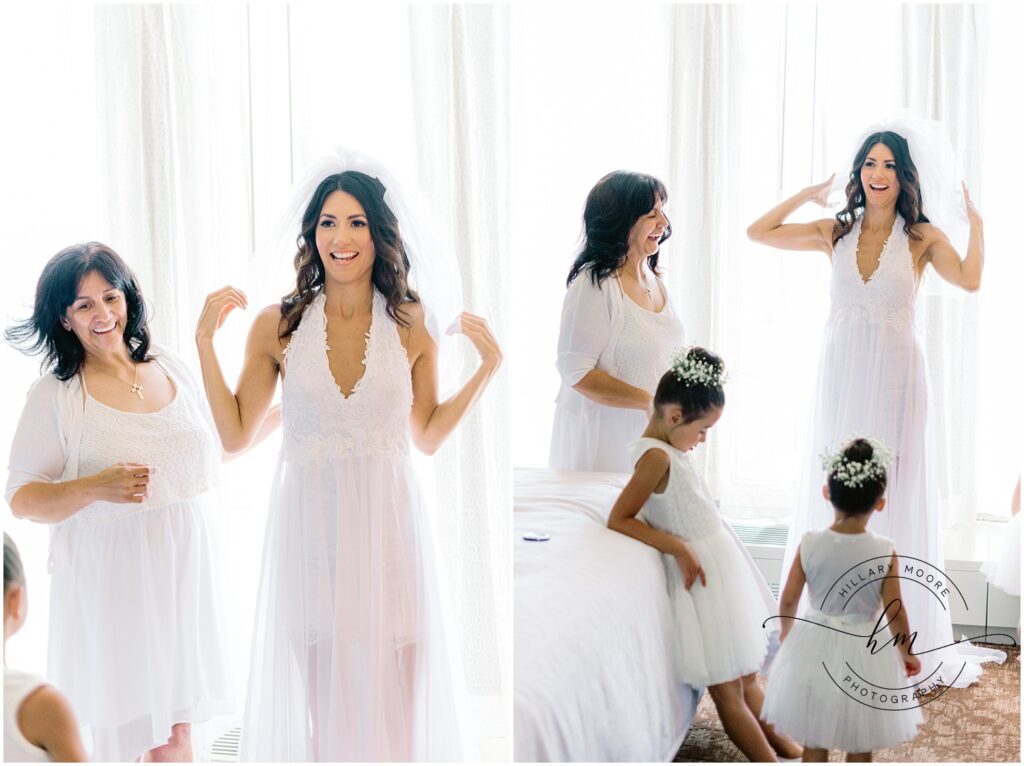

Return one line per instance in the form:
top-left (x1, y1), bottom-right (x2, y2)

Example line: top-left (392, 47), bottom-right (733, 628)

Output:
top-left (860, 143), bottom-right (900, 209)
top-left (315, 190), bottom-right (376, 285)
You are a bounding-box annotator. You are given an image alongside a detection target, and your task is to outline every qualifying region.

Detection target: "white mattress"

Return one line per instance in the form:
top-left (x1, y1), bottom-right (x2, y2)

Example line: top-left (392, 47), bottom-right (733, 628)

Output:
top-left (513, 468), bottom-right (699, 762)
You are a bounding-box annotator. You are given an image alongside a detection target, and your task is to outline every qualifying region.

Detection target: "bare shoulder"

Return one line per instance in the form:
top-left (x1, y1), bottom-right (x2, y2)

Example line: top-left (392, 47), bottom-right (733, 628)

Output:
top-left (910, 221), bottom-right (947, 245)
top-left (400, 299), bottom-right (426, 326)
top-left (20, 682), bottom-right (68, 718)
top-left (250, 303), bottom-right (288, 353)
top-left (816, 217), bottom-right (839, 249)
top-left (397, 299), bottom-right (431, 355)
top-left (634, 446), bottom-right (671, 478)
top-left (19, 683), bottom-right (86, 760)
top-left (19, 683), bottom-right (74, 735)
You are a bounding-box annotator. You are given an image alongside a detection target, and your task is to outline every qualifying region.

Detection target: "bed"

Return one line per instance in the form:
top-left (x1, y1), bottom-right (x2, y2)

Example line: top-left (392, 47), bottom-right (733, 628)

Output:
top-left (513, 467), bottom-right (700, 762)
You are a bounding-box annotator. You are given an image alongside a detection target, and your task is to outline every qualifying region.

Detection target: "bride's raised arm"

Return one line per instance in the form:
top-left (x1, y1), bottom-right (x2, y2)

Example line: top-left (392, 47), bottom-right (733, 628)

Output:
top-left (746, 174), bottom-right (836, 255)
top-left (405, 302), bottom-right (501, 456)
top-left (195, 287), bottom-right (282, 453)
top-left (918, 182), bottom-right (984, 292)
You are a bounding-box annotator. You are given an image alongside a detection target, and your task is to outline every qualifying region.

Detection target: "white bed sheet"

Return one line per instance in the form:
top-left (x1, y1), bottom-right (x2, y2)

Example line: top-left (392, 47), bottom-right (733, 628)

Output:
top-left (513, 467), bottom-right (699, 762)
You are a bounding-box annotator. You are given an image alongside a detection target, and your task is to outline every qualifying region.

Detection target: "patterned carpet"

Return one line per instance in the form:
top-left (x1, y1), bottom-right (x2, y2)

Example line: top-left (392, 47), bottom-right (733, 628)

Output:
top-left (675, 644), bottom-right (1020, 762)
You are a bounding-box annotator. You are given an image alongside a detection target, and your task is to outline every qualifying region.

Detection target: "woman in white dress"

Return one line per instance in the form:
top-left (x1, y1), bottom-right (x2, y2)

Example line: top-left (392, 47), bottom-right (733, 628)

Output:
top-left (550, 170), bottom-right (684, 474)
top-left (5, 242), bottom-right (239, 761)
top-left (195, 160), bottom-right (501, 761)
top-left (747, 121), bottom-right (1004, 689)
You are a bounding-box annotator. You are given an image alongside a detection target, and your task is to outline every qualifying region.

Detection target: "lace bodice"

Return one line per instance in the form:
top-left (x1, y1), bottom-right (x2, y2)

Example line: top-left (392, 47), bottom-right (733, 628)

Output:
top-left (829, 216), bottom-right (917, 330)
top-left (629, 437), bottom-right (722, 541)
top-left (77, 365), bottom-right (219, 526)
top-left (610, 286), bottom-right (684, 391)
top-left (281, 291), bottom-right (413, 462)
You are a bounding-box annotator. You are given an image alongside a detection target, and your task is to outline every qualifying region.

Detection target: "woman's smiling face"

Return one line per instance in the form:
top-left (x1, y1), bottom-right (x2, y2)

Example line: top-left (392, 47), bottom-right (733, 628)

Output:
top-left (60, 270), bottom-right (129, 356)
top-left (315, 190), bottom-right (377, 286)
top-left (627, 197), bottom-right (669, 258)
top-left (860, 142), bottom-right (900, 208)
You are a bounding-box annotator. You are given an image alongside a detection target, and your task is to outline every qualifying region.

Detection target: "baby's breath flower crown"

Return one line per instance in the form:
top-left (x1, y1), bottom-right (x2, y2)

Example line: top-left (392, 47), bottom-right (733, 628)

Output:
top-left (670, 347), bottom-right (729, 388)
top-left (821, 437), bottom-right (893, 488)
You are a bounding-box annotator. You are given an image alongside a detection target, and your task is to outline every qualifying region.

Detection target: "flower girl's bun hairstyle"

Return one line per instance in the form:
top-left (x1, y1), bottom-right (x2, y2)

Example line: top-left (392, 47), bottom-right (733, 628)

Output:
top-left (654, 346), bottom-right (726, 423)
top-left (825, 438), bottom-right (890, 515)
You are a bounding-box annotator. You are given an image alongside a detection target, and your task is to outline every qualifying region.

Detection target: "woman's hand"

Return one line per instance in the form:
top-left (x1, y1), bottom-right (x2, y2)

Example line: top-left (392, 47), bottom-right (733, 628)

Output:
top-left (962, 182), bottom-right (982, 227)
top-left (674, 542), bottom-right (707, 590)
top-left (196, 286), bottom-right (248, 344)
top-left (86, 462), bottom-right (156, 504)
top-left (456, 312), bottom-right (502, 372)
top-left (805, 173), bottom-right (836, 207)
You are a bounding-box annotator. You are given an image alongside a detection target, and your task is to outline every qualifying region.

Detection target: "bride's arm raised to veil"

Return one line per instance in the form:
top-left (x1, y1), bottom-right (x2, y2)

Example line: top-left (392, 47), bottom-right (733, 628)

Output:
top-left (916, 182), bottom-right (984, 292)
top-left (195, 286), bottom-right (284, 454)
top-left (746, 174), bottom-right (837, 255)
top-left (403, 301), bottom-right (502, 456)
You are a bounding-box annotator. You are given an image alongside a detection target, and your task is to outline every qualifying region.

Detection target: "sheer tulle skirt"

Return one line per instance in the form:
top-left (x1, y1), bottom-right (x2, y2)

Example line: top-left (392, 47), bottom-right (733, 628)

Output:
top-left (762, 613), bottom-right (923, 751)
top-left (783, 318), bottom-right (1004, 689)
top-left (48, 497), bottom-right (234, 761)
top-left (662, 525), bottom-right (773, 688)
top-left (240, 453), bottom-right (473, 762)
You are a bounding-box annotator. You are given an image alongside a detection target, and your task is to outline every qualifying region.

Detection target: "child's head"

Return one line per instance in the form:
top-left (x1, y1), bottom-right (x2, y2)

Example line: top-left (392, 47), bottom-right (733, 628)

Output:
top-left (652, 347), bottom-right (726, 452)
top-left (823, 437), bottom-right (889, 516)
top-left (4, 532), bottom-right (27, 639)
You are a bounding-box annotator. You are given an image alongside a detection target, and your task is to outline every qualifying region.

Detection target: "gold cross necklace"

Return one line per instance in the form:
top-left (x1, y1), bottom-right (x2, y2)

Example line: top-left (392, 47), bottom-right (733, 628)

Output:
top-left (88, 360), bottom-right (145, 400)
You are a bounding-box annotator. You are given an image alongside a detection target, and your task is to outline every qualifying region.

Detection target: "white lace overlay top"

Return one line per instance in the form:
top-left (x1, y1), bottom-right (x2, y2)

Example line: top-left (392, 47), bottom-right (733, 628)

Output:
top-left (628, 437), bottom-right (723, 542)
top-left (829, 215), bottom-right (916, 331)
top-left (281, 291), bottom-right (413, 463)
top-left (76, 361), bottom-right (219, 527)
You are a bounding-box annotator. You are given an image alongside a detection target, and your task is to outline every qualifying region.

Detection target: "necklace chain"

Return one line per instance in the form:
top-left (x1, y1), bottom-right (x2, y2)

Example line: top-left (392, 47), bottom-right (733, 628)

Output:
top-left (89, 360), bottom-right (145, 400)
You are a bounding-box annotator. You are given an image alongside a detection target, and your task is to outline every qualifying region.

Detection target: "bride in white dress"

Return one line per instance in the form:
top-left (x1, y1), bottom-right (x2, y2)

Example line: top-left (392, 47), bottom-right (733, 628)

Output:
top-left (195, 156), bottom-right (501, 761)
top-left (747, 119), bottom-right (1004, 690)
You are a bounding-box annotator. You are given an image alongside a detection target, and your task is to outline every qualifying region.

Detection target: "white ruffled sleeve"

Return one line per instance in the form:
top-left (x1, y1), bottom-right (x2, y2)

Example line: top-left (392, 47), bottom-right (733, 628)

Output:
top-left (555, 274), bottom-right (616, 387)
top-left (5, 374), bottom-right (70, 508)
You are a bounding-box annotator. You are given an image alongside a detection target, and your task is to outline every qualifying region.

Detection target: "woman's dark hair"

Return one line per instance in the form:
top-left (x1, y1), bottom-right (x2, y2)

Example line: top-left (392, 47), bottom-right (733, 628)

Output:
top-left (280, 171), bottom-right (418, 340)
top-left (4, 532), bottom-right (25, 594)
top-left (827, 438), bottom-right (888, 515)
top-left (566, 170), bottom-right (671, 287)
top-left (653, 347), bottom-right (725, 423)
top-left (833, 131), bottom-right (929, 245)
top-left (4, 242), bottom-right (152, 381)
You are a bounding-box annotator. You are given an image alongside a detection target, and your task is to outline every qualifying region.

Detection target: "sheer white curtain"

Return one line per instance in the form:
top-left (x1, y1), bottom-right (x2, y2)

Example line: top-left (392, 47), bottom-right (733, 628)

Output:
top-left (0, 3), bottom-right (101, 681)
top-left (2, 2), bottom-right (510, 751)
top-left (510, 4), bottom-right (1021, 531)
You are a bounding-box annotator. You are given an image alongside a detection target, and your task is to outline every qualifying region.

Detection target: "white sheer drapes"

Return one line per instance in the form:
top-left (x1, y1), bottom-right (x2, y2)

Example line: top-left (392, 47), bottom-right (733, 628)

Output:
top-left (1, 2), bottom-right (510, 750)
top-left (510, 4), bottom-right (1021, 530)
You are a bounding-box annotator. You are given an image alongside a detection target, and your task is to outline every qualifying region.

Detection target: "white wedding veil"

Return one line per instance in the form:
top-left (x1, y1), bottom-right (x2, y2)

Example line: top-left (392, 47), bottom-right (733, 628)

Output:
top-left (831, 111), bottom-right (970, 256)
top-left (266, 147), bottom-right (464, 344)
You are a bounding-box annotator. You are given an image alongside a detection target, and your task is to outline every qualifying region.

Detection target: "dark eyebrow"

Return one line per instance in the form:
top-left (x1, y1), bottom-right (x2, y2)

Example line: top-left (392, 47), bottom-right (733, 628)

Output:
top-left (74, 288), bottom-right (119, 301)
top-left (319, 213), bottom-right (337, 220)
top-left (347, 214), bottom-right (367, 220)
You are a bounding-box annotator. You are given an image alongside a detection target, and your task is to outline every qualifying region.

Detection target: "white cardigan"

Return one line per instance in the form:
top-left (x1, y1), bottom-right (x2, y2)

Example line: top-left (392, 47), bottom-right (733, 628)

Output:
top-left (4, 345), bottom-right (218, 572)
top-left (549, 271), bottom-right (683, 473)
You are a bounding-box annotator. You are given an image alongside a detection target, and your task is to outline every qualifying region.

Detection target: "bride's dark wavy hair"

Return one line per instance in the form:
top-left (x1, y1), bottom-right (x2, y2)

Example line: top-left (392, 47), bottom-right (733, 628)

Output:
top-left (566, 170), bottom-right (671, 288)
top-left (280, 171), bottom-right (418, 340)
top-left (4, 242), bottom-right (152, 381)
top-left (833, 131), bottom-right (929, 245)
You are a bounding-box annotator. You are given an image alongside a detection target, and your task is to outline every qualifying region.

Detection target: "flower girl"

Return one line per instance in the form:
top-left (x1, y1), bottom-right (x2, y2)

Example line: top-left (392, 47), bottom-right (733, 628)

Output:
top-left (5, 533), bottom-right (86, 762)
top-left (761, 437), bottom-right (923, 761)
top-left (607, 347), bottom-right (800, 762)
